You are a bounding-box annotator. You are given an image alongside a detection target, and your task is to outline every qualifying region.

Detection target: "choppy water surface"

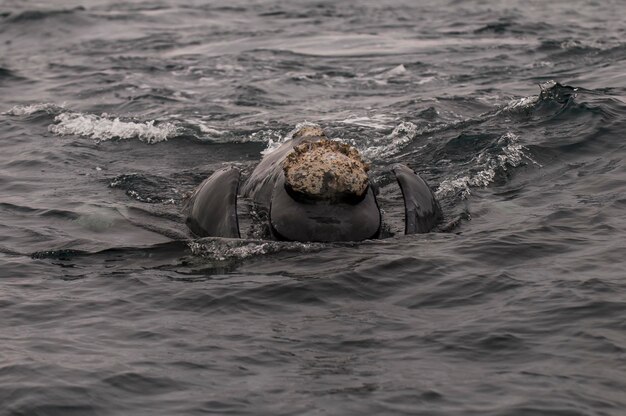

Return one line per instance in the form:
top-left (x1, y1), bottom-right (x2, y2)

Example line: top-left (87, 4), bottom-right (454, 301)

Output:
top-left (2, 0), bottom-right (626, 414)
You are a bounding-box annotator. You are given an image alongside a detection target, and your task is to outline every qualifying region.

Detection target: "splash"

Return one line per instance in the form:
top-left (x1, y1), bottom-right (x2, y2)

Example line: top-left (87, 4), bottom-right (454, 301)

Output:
top-left (188, 237), bottom-right (327, 261)
top-left (5, 6), bottom-right (85, 23)
top-left (260, 121), bottom-right (321, 156)
top-left (436, 132), bottom-right (527, 199)
top-left (3, 103), bottom-right (65, 116)
top-left (378, 64), bottom-right (407, 78)
top-left (261, 119), bottom-right (432, 162)
top-left (253, 129), bottom-right (285, 154)
top-left (498, 95), bottom-right (540, 113)
top-left (360, 121), bottom-right (424, 160)
top-left (340, 113), bottom-right (397, 129)
top-left (198, 123), bottom-right (225, 137)
top-left (109, 173), bottom-right (179, 204)
top-left (495, 80), bottom-right (578, 116)
top-left (49, 112), bottom-right (179, 144)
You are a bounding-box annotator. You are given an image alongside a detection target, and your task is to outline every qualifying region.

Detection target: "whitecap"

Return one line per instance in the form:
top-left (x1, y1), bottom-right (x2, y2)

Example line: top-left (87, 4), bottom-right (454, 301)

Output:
top-left (188, 237), bottom-right (326, 261)
top-left (373, 64), bottom-right (407, 80)
top-left (198, 123), bottom-right (225, 137)
top-left (436, 132), bottom-right (528, 199)
top-left (497, 95), bottom-right (539, 113)
top-left (260, 121), bottom-right (320, 156)
top-left (48, 112), bottom-right (179, 144)
top-left (3, 102), bottom-right (65, 116)
top-left (340, 114), bottom-right (396, 129)
top-left (360, 121), bottom-right (422, 160)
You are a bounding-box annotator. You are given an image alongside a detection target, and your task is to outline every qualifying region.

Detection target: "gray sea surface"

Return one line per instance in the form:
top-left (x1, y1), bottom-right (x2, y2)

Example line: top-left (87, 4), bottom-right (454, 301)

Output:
top-left (1, 0), bottom-right (626, 415)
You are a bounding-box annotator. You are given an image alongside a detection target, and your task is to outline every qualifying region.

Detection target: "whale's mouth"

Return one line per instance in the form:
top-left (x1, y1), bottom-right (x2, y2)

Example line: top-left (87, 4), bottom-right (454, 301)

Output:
top-left (269, 175), bottom-right (381, 243)
top-left (269, 137), bottom-right (380, 242)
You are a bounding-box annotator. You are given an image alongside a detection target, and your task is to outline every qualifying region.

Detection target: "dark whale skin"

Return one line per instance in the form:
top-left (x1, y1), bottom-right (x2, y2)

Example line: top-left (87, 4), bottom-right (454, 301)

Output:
top-left (184, 136), bottom-right (442, 241)
top-left (183, 166), bottom-right (241, 238)
top-left (393, 164), bottom-right (442, 234)
top-left (240, 135), bottom-right (312, 209)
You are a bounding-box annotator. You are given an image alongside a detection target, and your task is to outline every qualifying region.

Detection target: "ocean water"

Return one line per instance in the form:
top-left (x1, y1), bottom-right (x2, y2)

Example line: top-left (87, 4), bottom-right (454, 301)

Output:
top-left (1, 0), bottom-right (626, 415)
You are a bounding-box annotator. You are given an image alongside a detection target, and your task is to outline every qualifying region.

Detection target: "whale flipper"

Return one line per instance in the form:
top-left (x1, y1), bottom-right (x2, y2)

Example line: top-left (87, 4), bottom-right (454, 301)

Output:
top-left (184, 166), bottom-right (241, 238)
top-left (393, 164), bottom-right (442, 234)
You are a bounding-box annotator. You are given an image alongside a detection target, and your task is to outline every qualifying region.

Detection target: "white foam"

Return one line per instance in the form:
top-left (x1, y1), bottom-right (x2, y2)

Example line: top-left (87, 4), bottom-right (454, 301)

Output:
top-left (526, 61), bottom-right (553, 69)
top-left (188, 238), bottom-right (326, 261)
top-left (436, 132), bottom-right (527, 199)
top-left (386, 64), bottom-right (407, 76)
top-left (416, 76), bottom-right (436, 85)
top-left (258, 118), bottom-right (422, 161)
top-left (260, 119), bottom-right (428, 160)
top-left (374, 64), bottom-right (407, 80)
top-left (198, 123), bottom-right (225, 137)
top-left (361, 121), bottom-right (422, 159)
top-left (340, 114), bottom-right (396, 129)
top-left (260, 121), bottom-right (320, 156)
top-left (49, 112), bottom-right (179, 144)
top-left (3, 103), bottom-right (65, 116)
top-left (498, 95), bottom-right (539, 113)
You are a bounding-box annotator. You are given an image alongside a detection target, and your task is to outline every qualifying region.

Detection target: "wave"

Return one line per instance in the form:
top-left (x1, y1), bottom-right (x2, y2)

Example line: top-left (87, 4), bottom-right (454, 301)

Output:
top-left (260, 121), bottom-right (319, 155)
top-left (313, 82), bottom-right (576, 202)
top-left (3, 103), bottom-right (65, 116)
top-left (429, 84), bottom-right (561, 199)
top-left (188, 237), bottom-right (331, 261)
top-left (224, 82), bottom-right (615, 204)
top-left (3, 103), bottom-right (179, 143)
top-left (0, 67), bottom-right (23, 81)
top-left (360, 121), bottom-right (425, 160)
top-left (4, 6), bottom-right (85, 24)
top-left (473, 20), bottom-right (553, 36)
top-left (259, 119), bottom-right (433, 163)
top-left (4, 103), bottom-right (280, 145)
top-left (48, 112), bottom-right (179, 144)
top-left (436, 132), bottom-right (529, 199)
top-left (433, 81), bottom-right (624, 199)
top-left (537, 38), bottom-right (618, 53)
top-left (109, 173), bottom-right (181, 204)
top-left (340, 114), bottom-right (397, 129)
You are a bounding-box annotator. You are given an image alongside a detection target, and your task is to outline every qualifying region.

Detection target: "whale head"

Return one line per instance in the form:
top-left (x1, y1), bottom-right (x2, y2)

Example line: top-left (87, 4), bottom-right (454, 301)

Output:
top-left (269, 138), bottom-right (381, 242)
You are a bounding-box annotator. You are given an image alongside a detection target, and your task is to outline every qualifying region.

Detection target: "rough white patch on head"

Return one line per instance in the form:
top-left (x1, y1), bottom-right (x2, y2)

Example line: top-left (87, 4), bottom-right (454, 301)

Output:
top-left (283, 139), bottom-right (370, 199)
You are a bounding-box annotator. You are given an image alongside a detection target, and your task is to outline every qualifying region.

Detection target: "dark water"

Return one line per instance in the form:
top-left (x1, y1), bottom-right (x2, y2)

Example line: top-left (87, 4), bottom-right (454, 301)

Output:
top-left (1, 0), bottom-right (626, 414)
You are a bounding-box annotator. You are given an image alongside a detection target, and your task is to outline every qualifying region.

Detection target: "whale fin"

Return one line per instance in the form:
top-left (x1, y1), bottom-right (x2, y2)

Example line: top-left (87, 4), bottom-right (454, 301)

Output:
top-left (393, 164), bottom-right (442, 234)
top-left (184, 166), bottom-right (241, 238)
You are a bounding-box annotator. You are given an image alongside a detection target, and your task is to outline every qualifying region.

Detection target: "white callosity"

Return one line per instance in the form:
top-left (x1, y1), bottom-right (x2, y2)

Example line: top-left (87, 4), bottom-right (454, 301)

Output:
top-left (283, 138), bottom-right (370, 200)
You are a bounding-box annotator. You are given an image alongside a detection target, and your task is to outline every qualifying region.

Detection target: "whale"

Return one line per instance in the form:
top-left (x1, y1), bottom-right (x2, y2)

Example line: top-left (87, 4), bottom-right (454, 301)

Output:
top-left (183, 125), bottom-right (442, 242)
